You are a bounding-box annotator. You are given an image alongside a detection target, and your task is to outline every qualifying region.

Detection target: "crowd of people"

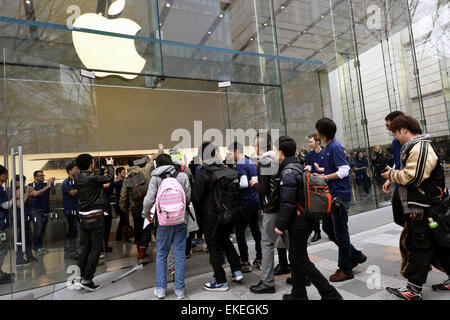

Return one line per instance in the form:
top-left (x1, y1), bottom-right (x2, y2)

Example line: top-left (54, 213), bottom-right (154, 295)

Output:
top-left (0, 113), bottom-right (449, 301)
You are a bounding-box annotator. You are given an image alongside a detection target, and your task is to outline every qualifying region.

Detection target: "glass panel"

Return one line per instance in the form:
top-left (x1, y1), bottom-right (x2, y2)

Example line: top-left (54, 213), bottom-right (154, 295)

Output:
top-left (409, 0), bottom-right (450, 179)
top-left (3, 46), bottom-right (101, 296)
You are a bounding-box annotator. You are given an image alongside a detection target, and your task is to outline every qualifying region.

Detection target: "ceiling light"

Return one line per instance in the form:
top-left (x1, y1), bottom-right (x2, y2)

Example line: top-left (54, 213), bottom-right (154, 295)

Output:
top-left (166, 3), bottom-right (171, 8)
top-left (263, 23), bottom-right (268, 27)
top-left (280, 5), bottom-right (285, 10)
top-left (286, 43), bottom-right (291, 47)
top-left (250, 37), bottom-right (254, 41)
top-left (25, 0), bottom-right (31, 4)
top-left (335, 36), bottom-right (339, 40)
top-left (219, 14), bottom-right (224, 18)
top-left (302, 30), bottom-right (307, 34)
top-left (321, 15), bottom-right (325, 19)
top-left (208, 31), bottom-right (212, 34)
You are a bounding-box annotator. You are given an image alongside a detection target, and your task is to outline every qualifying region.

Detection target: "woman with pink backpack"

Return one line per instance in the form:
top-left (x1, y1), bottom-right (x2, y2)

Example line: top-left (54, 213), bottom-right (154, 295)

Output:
top-left (142, 154), bottom-right (191, 299)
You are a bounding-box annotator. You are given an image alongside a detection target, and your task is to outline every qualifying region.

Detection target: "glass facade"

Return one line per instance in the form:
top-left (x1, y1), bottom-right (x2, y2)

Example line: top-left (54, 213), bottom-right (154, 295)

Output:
top-left (0, 0), bottom-right (449, 298)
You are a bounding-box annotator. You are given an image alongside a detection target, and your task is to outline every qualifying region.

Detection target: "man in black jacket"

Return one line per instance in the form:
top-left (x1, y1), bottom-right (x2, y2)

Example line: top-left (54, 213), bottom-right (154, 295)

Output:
top-left (74, 154), bottom-right (114, 291)
top-left (192, 142), bottom-right (243, 292)
top-left (274, 136), bottom-right (342, 300)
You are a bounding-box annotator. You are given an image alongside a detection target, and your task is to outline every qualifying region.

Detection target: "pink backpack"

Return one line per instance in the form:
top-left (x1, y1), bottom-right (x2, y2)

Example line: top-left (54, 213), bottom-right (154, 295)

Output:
top-left (155, 172), bottom-right (186, 226)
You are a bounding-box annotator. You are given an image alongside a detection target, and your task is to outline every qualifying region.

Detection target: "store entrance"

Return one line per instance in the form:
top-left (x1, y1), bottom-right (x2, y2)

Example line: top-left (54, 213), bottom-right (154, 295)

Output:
top-left (1, 57), bottom-right (229, 298)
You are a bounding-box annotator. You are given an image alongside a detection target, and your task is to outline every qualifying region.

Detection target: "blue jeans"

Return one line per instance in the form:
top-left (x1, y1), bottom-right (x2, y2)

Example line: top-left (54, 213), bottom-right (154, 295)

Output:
top-left (156, 223), bottom-right (187, 291)
top-left (235, 203), bottom-right (262, 263)
top-left (322, 200), bottom-right (363, 274)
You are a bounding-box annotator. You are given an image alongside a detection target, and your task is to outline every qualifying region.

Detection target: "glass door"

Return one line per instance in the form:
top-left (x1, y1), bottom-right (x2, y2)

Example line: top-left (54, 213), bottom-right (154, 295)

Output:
top-left (2, 46), bottom-right (101, 297)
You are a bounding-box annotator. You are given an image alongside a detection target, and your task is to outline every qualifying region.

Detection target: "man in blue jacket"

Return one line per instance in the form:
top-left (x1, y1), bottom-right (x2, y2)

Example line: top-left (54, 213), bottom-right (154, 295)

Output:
top-left (228, 142), bottom-right (262, 273)
top-left (275, 136), bottom-right (342, 300)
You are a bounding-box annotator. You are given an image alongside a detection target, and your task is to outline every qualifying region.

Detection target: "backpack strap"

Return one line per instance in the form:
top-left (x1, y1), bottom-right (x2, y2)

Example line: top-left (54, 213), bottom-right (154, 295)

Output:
top-left (283, 164), bottom-right (304, 175)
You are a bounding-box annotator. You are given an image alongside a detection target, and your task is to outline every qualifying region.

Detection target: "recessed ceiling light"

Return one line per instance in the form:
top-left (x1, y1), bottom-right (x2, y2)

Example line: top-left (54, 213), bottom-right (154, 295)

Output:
top-left (208, 31), bottom-right (212, 34)
top-left (321, 15), bottom-right (325, 19)
top-left (335, 36), bottom-right (339, 40)
top-left (250, 37), bottom-right (254, 41)
top-left (166, 3), bottom-right (171, 8)
top-left (219, 14), bottom-right (224, 18)
top-left (280, 5), bottom-right (285, 10)
top-left (302, 30), bottom-right (307, 34)
top-left (263, 23), bottom-right (268, 27)
top-left (25, 0), bottom-right (31, 4)
top-left (286, 43), bottom-right (291, 47)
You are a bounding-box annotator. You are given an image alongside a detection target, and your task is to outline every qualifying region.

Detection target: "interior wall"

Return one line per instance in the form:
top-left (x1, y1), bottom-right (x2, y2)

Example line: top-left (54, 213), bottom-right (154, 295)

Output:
top-left (96, 86), bottom-right (228, 152)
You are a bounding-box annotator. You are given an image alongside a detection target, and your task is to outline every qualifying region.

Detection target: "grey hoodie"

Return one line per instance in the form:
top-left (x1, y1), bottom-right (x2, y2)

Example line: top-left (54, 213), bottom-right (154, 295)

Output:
top-left (142, 165), bottom-right (191, 222)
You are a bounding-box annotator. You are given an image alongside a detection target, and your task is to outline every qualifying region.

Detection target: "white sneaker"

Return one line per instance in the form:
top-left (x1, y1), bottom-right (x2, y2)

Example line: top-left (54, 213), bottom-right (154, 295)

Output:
top-left (175, 290), bottom-right (185, 299)
top-left (154, 287), bottom-right (166, 299)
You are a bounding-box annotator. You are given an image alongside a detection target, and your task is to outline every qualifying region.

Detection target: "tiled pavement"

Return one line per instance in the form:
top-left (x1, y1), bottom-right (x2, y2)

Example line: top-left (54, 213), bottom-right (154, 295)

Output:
top-left (3, 206), bottom-right (450, 300)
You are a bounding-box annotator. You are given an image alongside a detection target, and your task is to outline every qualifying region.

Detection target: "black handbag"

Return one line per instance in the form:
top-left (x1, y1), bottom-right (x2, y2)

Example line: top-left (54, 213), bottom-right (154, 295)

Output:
top-left (426, 192), bottom-right (450, 248)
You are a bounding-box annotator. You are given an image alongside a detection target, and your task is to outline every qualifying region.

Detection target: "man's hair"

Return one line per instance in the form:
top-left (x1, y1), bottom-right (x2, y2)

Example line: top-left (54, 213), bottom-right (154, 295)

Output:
top-left (66, 161), bottom-right (77, 174)
top-left (308, 134), bottom-right (321, 144)
top-left (0, 165), bottom-right (7, 176)
top-left (116, 167), bottom-right (126, 175)
top-left (198, 141), bottom-right (218, 161)
top-left (385, 111), bottom-right (405, 122)
top-left (277, 136), bottom-right (297, 158)
top-left (228, 141), bottom-right (244, 154)
top-left (256, 133), bottom-right (272, 152)
top-left (76, 154), bottom-right (94, 171)
top-left (13, 175), bottom-right (26, 185)
top-left (315, 118), bottom-right (337, 141)
top-left (155, 154), bottom-right (173, 167)
top-left (33, 170), bottom-right (43, 177)
top-left (389, 114), bottom-right (423, 135)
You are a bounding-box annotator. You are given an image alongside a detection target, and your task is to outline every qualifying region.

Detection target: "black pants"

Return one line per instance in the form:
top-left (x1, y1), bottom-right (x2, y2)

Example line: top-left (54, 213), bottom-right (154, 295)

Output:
top-left (235, 204), bottom-right (262, 262)
top-left (277, 248), bottom-right (289, 267)
top-left (78, 215), bottom-right (104, 281)
top-left (131, 204), bottom-right (144, 244)
top-left (289, 228), bottom-right (339, 298)
top-left (115, 206), bottom-right (127, 241)
top-left (204, 220), bottom-right (241, 284)
top-left (186, 231), bottom-right (195, 255)
top-left (402, 216), bottom-right (450, 286)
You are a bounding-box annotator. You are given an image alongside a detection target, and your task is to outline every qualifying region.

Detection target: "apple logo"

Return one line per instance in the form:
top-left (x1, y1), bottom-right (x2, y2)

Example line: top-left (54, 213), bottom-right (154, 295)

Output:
top-left (72, 0), bottom-right (146, 80)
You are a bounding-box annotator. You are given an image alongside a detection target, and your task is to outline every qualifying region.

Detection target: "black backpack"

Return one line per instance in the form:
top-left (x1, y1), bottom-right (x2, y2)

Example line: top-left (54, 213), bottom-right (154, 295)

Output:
top-left (209, 167), bottom-right (242, 225)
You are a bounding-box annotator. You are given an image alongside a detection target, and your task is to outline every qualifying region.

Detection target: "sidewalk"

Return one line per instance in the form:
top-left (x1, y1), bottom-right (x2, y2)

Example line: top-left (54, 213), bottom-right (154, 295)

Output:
top-left (4, 206), bottom-right (449, 300)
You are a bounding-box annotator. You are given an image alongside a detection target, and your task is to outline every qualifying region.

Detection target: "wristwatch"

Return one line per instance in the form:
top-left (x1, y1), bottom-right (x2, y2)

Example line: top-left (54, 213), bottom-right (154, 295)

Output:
top-left (324, 175), bottom-right (329, 182)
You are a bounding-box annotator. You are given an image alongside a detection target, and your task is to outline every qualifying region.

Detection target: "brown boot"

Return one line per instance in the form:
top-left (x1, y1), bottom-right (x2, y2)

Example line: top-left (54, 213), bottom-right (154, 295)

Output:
top-left (330, 269), bottom-right (354, 282)
top-left (138, 247), bottom-right (149, 264)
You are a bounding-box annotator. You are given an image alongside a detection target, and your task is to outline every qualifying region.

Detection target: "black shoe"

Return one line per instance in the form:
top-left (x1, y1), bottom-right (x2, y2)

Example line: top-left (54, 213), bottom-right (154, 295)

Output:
top-left (432, 279), bottom-right (450, 292)
top-left (386, 286), bottom-right (422, 300)
top-left (79, 281), bottom-right (100, 292)
top-left (321, 290), bottom-right (343, 300)
top-left (282, 293), bottom-right (308, 300)
top-left (311, 232), bottom-right (322, 242)
top-left (250, 281), bottom-right (275, 294)
top-left (274, 264), bottom-right (290, 276)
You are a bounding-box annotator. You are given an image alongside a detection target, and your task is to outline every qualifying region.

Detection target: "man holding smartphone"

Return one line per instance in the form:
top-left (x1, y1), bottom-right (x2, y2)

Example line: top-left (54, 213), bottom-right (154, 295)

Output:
top-left (74, 155), bottom-right (114, 291)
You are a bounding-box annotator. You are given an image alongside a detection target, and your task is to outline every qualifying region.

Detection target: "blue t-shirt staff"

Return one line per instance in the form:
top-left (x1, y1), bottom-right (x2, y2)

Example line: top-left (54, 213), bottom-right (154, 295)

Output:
top-left (62, 162), bottom-right (80, 259)
top-left (0, 165), bottom-right (14, 283)
top-left (314, 118), bottom-right (366, 282)
top-left (305, 134), bottom-right (326, 174)
top-left (28, 170), bottom-right (56, 256)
